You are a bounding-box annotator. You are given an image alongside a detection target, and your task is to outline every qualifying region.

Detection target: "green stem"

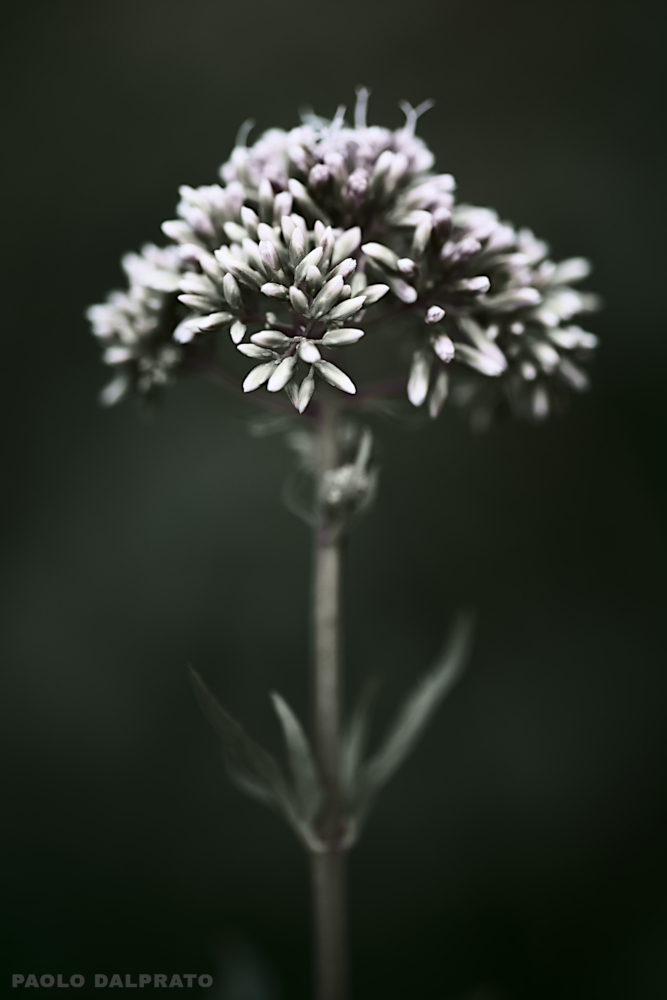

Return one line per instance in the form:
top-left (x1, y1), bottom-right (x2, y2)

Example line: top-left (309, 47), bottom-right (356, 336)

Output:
top-left (311, 391), bottom-right (348, 1000)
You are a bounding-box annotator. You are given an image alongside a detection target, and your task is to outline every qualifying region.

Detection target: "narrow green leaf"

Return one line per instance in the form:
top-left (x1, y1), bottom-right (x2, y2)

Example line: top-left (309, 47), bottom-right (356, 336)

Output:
top-left (341, 678), bottom-right (379, 809)
top-left (357, 611), bottom-right (474, 820)
top-left (189, 667), bottom-right (292, 815)
top-left (270, 693), bottom-right (322, 824)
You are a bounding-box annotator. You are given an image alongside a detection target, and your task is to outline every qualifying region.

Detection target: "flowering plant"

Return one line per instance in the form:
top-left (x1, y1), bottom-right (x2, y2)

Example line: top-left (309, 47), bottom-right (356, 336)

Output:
top-left (88, 91), bottom-right (599, 1000)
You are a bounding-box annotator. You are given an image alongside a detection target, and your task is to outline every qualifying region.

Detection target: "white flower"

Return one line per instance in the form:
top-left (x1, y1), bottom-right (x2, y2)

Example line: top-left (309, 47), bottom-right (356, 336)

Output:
top-left (88, 92), bottom-right (599, 422)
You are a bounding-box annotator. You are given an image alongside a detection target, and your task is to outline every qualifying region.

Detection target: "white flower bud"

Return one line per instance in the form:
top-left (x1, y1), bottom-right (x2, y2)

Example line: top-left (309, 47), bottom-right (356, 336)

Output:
top-left (260, 282), bottom-right (290, 299)
top-left (229, 320), bottom-right (246, 344)
top-left (179, 273), bottom-right (216, 296)
top-left (240, 206), bottom-right (259, 237)
top-left (289, 226), bottom-right (306, 268)
top-left (397, 258), bottom-right (416, 276)
top-left (197, 312), bottom-right (234, 331)
top-left (223, 221), bottom-right (248, 243)
top-left (243, 360), bottom-right (280, 392)
top-left (256, 222), bottom-right (277, 243)
top-left (361, 242), bottom-right (400, 271)
top-left (267, 355), bottom-right (298, 392)
top-left (321, 329), bottom-right (365, 346)
top-left (484, 287), bottom-right (541, 310)
top-left (297, 368), bottom-right (316, 413)
top-left (259, 240), bottom-right (284, 279)
top-left (530, 341), bottom-right (560, 373)
top-left (327, 296), bottom-right (367, 322)
top-left (332, 227), bottom-right (362, 267)
top-left (273, 190), bottom-right (293, 225)
top-left (103, 347), bottom-right (134, 364)
top-left (310, 275), bottom-right (345, 319)
top-left (215, 251), bottom-right (264, 289)
top-left (407, 350), bottom-right (432, 406)
top-left (173, 318), bottom-right (202, 344)
top-left (298, 340), bottom-right (322, 363)
top-left (289, 286), bottom-right (310, 314)
top-left (306, 265), bottom-right (324, 295)
top-left (281, 215), bottom-right (296, 244)
top-left (442, 237), bottom-right (482, 266)
top-left (431, 334), bottom-right (455, 362)
top-left (454, 344), bottom-right (506, 377)
top-left (223, 272), bottom-right (242, 309)
top-left (453, 276), bottom-right (491, 295)
top-left (258, 178), bottom-right (274, 222)
top-left (288, 144), bottom-right (309, 174)
top-left (389, 278), bottom-right (418, 303)
top-left (412, 215), bottom-right (433, 259)
top-left (284, 378), bottom-right (300, 410)
top-left (294, 246), bottom-right (324, 285)
top-left (288, 178), bottom-right (328, 222)
top-left (425, 305), bottom-right (445, 324)
top-left (558, 358), bottom-right (589, 391)
top-left (251, 330), bottom-right (291, 348)
top-left (361, 284), bottom-right (389, 305)
top-left (428, 371), bottom-right (449, 419)
top-left (177, 293), bottom-right (212, 311)
top-left (531, 385), bottom-right (550, 420)
top-left (198, 252), bottom-right (227, 286)
top-left (328, 258), bottom-right (357, 280)
top-left (100, 375), bottom-right (130, 407)
top-left (315, 360), bottom-right (356, 394)
top-left (237, 343), bottom-right (276, 359)
top-left (550, 257), bottom-right (591, 285)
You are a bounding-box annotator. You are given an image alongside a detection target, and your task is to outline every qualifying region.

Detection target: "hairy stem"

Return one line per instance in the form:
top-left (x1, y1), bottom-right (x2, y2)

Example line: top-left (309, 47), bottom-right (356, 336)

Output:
top-left (311, 391), bottom-right (348, 1000)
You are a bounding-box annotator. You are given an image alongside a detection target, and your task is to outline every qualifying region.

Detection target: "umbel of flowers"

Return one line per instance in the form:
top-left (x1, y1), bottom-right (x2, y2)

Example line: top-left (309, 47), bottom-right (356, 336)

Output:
top-left (87, 91), bottom-right (598, 425)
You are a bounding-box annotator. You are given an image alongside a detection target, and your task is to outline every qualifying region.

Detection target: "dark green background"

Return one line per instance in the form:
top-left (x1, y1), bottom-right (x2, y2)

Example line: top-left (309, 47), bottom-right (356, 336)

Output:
top-left (2, 1), bottom-right (666, 997)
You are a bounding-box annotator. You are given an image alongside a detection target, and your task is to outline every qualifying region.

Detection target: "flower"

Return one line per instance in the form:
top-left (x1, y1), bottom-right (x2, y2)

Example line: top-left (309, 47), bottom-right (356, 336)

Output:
top-left (86, 244), bottom-right (189, 405)
top-left (88, 90), bottom-right (599, 422)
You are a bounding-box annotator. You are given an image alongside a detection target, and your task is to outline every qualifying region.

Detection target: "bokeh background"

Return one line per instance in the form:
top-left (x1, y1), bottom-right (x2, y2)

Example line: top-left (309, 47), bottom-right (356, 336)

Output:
top-left (2, 1), bottom-right (666, 997)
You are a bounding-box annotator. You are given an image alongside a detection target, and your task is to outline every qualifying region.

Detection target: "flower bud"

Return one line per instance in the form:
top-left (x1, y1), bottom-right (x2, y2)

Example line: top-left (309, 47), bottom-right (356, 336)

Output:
top-left (315, 360), bottom-right (356, 394)
top-left (260, 282), bottom-right (290, 299)
top-left (332, 227), bottom-right (362, 267)
top-left (428, 371), bottom-right (449, 419)
top-left (289, 286), bottom-right (310, 314)
top-left (243, 360), bottom-right (279, 392)
top-left (229, 320), bottom-right (246, 344)
top-left (267, 355), bottom-right (298, 392)
top-left (327, 296), bottom-right (367, 322)
top-left (237, 343), bottom-right (276, 359)
top-left (431, 334), bottom-right (455, 362)
top-left (361, 284), bottom-right (389, 305)
top-left (223, 272), bottom-right (242, 309)
top-left (361, 242), bottom-right (400, 271)
top-left (425, 305), bottom-right (445, 324)
top-left (310, 275), bottom-right (345, 319)
top-left (321, 328), bottom-right (365, 346)
top-left (298, 340), bottom-right (322, 363)
top-left (294, 246), bottom-right (324, 285)
top-left (251, 330), bottom-right (291, 348)
top-left (407, 350), bottom-right (431, 406)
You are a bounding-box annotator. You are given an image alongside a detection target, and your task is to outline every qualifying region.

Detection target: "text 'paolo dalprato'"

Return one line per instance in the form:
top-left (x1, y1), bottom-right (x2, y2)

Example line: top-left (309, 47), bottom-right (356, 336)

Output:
top-left (12, 974), bottom-right (213, 988)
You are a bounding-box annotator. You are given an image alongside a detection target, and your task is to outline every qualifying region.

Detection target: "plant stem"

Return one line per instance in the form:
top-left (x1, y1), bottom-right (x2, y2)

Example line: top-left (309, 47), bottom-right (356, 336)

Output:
top-left (311, 391), bottom-right (348, 1000)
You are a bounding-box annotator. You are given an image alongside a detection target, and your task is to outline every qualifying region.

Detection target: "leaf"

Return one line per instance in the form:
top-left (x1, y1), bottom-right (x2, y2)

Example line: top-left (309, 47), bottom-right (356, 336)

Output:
top-left (270, 693), bottom-right (322, 824)
top-left (340, 678), bottom-right (379, 810)
top-left (189, 667), bottom-right (294, 818)
top-left (355, 611), bottom-right (474, 822)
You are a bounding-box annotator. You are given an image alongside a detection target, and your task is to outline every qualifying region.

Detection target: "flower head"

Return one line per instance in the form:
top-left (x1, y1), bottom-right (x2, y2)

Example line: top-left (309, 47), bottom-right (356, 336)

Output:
top-left (88, 91), bottom-right (599, 422)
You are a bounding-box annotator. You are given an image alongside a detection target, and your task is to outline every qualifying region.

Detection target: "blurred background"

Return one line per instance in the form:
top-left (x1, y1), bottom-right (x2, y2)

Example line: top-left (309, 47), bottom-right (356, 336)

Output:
top-left (1, 1), bottom-right (666, 996)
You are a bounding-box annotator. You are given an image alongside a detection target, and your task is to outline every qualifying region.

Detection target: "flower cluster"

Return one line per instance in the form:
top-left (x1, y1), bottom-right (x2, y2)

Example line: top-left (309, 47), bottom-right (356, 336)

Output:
top-left (88, 91), bottom-right (599, 422)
